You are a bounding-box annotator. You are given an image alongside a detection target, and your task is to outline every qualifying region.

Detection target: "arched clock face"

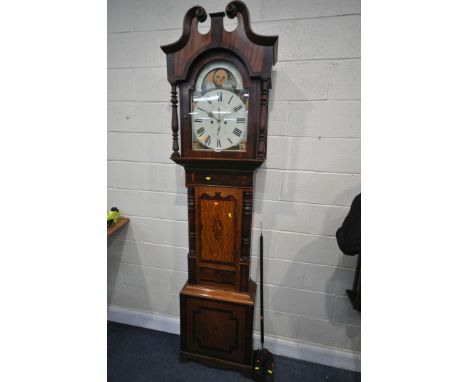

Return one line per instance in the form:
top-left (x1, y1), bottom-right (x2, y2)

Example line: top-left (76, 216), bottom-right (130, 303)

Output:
top-left (192, 89), bottom-right (247, 151)
top-left (191, 61), bottom-right (248, 152)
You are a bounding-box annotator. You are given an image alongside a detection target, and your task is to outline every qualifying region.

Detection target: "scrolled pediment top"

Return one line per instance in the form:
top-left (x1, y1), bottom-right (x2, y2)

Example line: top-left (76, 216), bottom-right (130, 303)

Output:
top-left (161, 1), bottom-right (278, 82)
top-left (160, 5), bottom-right (208, 54)
top-left (226, 1), bottom-right (277, 54)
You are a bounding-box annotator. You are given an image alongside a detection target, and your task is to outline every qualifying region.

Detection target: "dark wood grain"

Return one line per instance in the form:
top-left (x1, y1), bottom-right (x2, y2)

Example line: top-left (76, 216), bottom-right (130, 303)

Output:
top-left (170, 83), bottom-right (180, 158)
top-left (258, 78), bottom-right (269, 159)
top-left (225, 1), bottom-right (278, 62)
top-left (161, 6), bottom-right (207, 54)
top-left (187, 187), bottom-right (197, 284)
top-left (187, 169), bottom-right (254, 188)
top-left (180, 280), bottom-right (256, 305)
top-left (239, 191), bottom-right (253, 292)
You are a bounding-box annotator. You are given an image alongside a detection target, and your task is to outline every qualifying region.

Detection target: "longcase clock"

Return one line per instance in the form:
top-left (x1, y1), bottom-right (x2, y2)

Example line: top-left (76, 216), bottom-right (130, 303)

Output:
top-left (161, 1), bottom-right (277, 376)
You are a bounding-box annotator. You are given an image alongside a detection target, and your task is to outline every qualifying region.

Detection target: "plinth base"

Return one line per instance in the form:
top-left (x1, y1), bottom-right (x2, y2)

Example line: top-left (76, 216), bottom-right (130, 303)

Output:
top-left (179, 280), bottom-right (257, 377)
top-left (180, 351), bottom-right (252, 377)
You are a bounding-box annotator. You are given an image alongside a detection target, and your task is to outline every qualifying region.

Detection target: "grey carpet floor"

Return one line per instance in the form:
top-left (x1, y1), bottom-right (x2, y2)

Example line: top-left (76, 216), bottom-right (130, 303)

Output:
top-left (108, 322), bottom-right (361, 382)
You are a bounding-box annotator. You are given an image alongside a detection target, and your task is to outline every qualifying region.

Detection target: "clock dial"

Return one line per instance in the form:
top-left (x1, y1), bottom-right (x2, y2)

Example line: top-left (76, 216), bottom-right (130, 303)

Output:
top-left (191, 62), bottom-right (248, 152)
top-left (192, 89), bottom-right (247, 151)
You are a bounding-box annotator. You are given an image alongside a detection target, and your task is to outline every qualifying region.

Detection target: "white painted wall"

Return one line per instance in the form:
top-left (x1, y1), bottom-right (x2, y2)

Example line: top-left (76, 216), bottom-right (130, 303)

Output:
top-left (108, 0), bottom-right (361, 356)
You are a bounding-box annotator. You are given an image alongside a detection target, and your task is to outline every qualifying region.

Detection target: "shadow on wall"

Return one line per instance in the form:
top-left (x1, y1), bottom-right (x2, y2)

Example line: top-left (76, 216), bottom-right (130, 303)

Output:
top-left (324, 267), bottom-right (361, 347)
top-left (107, 223), bottom-right (132, 308)
top-left (107, 223), bottom-right (146, 311)
top-left (250, 177), bottom-right (360, 362)
top-left (107, 219), bottom-right (186, 316)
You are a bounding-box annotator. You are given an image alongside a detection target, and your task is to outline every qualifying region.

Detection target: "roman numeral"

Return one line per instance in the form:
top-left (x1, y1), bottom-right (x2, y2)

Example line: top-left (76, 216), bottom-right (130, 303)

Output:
top-left (233, 105), bottom-right (243, 112)
top-left (236, 117), bottom-right (246, 123)
top-left (217, 138), bottom-right (221, 148)
top-left (227, 137), bottom-right (233, 144)
top-left (208, 100), bottom-right (212, 104)
top-left (217, 92), bottom-right (223, 102)
top-left (205, 135), bottom-right (211, 145)
top-left (228, 95), bottom-right (233, 104)
top-left (233, 128), bottom-right (242, 137)
top-left (194, 118), bottom-right (203, 123)
top-left (196, 127), bottom-right (205, 136)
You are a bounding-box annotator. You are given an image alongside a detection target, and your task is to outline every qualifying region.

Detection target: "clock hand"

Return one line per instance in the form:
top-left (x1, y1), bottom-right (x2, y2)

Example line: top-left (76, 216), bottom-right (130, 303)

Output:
top-left (216, 106), bottom-right (227, 123)
top-left (211, 106), bottom-right (221, 123)
top-left (197, 107), bottom-right (214, 119)
top-left (216, 107), bottom-right (222, 136)
top-left (213, 106), bottom-right (220, 124)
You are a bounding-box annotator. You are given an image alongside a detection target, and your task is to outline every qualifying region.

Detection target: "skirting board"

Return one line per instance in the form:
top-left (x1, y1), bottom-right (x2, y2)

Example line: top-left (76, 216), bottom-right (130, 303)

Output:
top-left (108, 305), bottom-right (361, 372)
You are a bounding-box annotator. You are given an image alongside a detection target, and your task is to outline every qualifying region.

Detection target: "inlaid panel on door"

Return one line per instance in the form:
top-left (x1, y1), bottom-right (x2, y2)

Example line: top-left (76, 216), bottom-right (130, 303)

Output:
top-left (195, 186), bottom-right (243, 290)
top-left (183, 295), bottom-right (251, 364)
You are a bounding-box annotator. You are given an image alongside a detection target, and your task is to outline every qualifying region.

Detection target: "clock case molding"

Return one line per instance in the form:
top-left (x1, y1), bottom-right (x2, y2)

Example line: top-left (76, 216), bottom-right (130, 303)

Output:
top-left (161, 1), bottom-right (277, 376)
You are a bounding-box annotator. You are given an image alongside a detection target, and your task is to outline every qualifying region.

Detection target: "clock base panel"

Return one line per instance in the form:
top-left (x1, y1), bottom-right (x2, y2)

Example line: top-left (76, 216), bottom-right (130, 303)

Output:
top-left (179, 280), bottom-right (257, 377)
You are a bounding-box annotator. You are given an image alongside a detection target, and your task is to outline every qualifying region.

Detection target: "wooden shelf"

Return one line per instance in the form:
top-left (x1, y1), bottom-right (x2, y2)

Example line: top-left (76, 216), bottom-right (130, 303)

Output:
top-left (107, 217), bottom-right (129, 237)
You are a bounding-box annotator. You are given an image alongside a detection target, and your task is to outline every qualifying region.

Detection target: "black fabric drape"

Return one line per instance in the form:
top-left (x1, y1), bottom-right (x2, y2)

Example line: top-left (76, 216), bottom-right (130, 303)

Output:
top-left (336, 194), bottom-right (361, 256)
